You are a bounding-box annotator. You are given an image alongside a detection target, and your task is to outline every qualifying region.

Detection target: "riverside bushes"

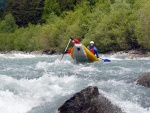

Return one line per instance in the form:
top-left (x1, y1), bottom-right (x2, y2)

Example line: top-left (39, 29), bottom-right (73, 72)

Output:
top-left (0, 0), bottom-right (150, 52)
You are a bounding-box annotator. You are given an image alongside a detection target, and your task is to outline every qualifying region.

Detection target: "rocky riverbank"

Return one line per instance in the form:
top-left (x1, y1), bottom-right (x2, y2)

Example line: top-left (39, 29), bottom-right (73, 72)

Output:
top-left (0, 49), bottom-right (149, 57)
top-left (109, 49), bottom-right (150, 59)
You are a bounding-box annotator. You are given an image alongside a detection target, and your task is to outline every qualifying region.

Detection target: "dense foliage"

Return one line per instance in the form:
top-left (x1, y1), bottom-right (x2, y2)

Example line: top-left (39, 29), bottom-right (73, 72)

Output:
top-left (0, 0), bottom-right (150, 53)
top-left (6, 0), bottom-right (44, 27)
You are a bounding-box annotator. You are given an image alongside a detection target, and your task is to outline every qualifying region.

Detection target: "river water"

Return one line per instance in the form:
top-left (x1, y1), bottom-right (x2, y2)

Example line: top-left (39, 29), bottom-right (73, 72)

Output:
top-left (0, 53), bottom-right (150, 113)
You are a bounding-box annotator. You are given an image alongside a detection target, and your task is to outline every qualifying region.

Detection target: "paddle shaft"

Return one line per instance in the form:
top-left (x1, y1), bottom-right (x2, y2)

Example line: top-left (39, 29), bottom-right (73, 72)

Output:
top-left (60, 39), bottom-right (71, 60)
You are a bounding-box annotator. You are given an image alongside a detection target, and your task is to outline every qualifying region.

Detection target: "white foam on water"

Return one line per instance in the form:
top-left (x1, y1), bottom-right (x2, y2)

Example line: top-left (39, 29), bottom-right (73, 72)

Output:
top-left (54, 58), bottom-right (73, 65)
top-left (35, 59), bottom-right (73, 72)
top-left (100, 53), bottom-right (150, 61)
top-left (12, 53), bottom-right (37, 58)
top-left (0, 73), bottom-right (80, 113)
top-left (88, 79), bottom-right (150, 113)
top-left (125, 57), bottom-right (150, 60)
top-left (1, 53), bottom-right (150, 113)
top-left (75, 66), bottom-right (98, 72)
top-left (109, 57), bottom-right (123, 61)
top-left (0, 75), bottom-right (39, 113)
top-left (35, 61), bottom-right (52, 70)
top-left (100, 54), bottom-right (124, 61)
top-left (0, 90), bottom-right (34, 113)
top-left (0, 54), bottom-right (36, 59)
top-left (105, 66), bottom-right (133, 76)
top-left (100, 90), bottom-right (150, 113)
top-left (0, 53), bottom-right (49, 59)
top-left (134, 57), bottom-right (150, 60)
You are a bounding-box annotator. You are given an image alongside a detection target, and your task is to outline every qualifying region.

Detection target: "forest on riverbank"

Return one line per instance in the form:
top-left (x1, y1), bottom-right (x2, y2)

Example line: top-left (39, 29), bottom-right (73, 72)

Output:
top-left (0, 0), bottom-right (150, 53)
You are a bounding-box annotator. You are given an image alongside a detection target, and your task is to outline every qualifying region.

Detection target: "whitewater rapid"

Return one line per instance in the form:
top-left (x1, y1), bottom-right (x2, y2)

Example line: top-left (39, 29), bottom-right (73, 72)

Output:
top-left (0, 53), bottom-right (150, 113)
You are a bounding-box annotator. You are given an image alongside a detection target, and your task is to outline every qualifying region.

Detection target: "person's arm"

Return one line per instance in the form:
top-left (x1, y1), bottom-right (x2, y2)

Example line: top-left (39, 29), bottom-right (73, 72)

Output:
top-left (66, 48), bottom-right (72, 54)
top-left (94, 47), bottom-right (99, 58)
top-left (87, 46), bottom-right (89, 50)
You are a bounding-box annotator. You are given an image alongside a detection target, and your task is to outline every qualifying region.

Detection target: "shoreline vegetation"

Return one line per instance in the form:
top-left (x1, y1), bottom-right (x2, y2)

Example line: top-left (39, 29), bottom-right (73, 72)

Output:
top-left (1, 0), bottom-right (150, 53)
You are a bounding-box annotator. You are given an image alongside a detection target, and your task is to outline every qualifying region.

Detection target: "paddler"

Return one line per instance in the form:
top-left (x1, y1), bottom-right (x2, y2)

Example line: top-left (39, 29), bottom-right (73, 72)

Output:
top-left (87, 41), bottom-right (99, 58)
top-left (63, 38), bottom-right (80, 54)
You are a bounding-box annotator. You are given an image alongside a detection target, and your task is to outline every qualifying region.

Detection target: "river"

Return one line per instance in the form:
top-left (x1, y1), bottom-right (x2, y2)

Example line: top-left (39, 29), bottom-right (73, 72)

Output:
top-left (0, 53), bottom-right (150, 113)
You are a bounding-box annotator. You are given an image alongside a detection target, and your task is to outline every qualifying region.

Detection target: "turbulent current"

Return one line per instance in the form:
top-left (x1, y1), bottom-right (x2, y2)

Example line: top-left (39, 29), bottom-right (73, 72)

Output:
top-left (0, 53), bottom-right (150, 113)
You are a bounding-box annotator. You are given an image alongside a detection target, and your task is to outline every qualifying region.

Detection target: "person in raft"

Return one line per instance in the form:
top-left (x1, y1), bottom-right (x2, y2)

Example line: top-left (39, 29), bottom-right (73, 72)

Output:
top-left (87, 41), bottom-right (99, 58)
top-left (64, 38), bottom-right (80, 54)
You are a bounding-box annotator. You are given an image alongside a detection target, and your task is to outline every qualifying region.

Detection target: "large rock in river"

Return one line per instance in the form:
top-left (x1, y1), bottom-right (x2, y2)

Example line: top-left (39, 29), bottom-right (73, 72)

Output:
top-left (58, 86), bottom-right (124, 113)
top-left (136, 72), bottom-right (150, 88)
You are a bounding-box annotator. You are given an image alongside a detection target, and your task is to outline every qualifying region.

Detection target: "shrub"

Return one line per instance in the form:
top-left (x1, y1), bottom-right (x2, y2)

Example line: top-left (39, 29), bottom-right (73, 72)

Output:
top-left (0, 13), bottom-right (18, 33)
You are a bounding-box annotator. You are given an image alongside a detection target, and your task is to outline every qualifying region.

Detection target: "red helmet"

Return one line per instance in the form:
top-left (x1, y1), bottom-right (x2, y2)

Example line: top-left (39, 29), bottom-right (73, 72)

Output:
top-left (72, 38), bottom-right (80, 44)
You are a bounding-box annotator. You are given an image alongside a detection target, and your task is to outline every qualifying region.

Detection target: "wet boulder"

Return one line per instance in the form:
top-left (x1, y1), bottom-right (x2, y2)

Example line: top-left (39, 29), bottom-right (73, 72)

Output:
top-left (128, 50), bottom-right (146, 55)
top-left (58, 86), bottom-right (124, 113)
top-left (136, 72), bottom-right (150, 88)
top-left (127, 49), bottom-right (148, 59)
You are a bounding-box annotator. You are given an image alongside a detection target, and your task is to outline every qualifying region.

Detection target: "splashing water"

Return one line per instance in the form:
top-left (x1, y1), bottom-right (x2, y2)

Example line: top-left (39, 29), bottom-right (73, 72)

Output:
top-left (0, 53), bottom-right (150, 113)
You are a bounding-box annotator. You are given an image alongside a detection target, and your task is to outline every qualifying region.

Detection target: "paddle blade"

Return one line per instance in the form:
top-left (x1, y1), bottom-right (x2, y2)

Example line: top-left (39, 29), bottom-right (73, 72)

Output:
top-left (103, 59), bottom-right (111, 62)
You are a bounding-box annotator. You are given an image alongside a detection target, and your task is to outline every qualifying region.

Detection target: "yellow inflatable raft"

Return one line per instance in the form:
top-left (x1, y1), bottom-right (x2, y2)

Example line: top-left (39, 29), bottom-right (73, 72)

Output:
top-left (70, 44), bottom-right (100, 62)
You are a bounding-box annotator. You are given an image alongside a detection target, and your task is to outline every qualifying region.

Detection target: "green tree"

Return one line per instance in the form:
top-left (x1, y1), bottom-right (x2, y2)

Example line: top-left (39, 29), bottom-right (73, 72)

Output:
top-left (135, 0), bottom-right (150, 50)
top-left (13, 24), bottom-right (42, 51)
top-left (57, 0), bottom-right (75, 11)
top-left (83, 1), bottom-right (139, 52)
top-left (43, 0), bottom-right (60, 19)
top-left (6, 0), bottom-right (44, 27)
top-left (0, 13), bottom-right (18, 33)
top-left (57, 0), bottom-right (98, 12)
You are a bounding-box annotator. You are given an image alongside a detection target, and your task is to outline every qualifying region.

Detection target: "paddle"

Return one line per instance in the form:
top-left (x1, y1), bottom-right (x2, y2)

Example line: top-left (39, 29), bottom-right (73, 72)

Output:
top-left (60, 39), bottom-right (71, 61)
top-left (99, 58), bottom-right (111, 62)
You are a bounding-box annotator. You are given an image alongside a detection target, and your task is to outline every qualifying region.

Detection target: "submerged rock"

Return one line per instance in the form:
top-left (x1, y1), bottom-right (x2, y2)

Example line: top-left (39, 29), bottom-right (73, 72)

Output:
top-left (42, 50), bottom-right (56, 55)
top-left (58, 86), bottom-right (124, 113)
top-left (136, 72), bottom-right (150, 88)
